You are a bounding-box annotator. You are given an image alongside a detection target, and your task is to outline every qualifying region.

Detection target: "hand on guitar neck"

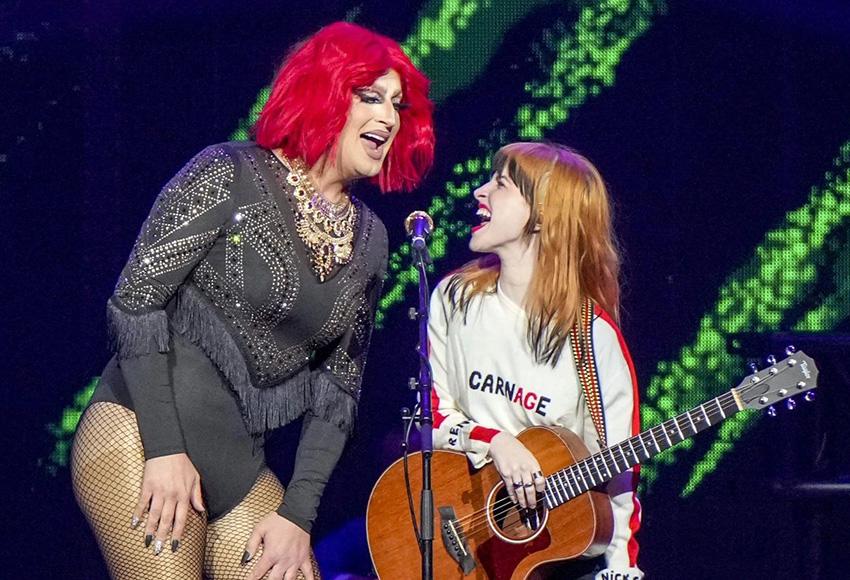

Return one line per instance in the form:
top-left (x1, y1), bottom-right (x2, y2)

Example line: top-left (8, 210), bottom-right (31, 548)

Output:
top-left (489, 432), bottom-right (547, 510)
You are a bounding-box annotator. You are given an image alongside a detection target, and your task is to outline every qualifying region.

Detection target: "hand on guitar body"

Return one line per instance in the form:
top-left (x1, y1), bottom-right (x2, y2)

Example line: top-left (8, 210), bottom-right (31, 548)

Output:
top-left (488, 432), bottom-right (546, 509)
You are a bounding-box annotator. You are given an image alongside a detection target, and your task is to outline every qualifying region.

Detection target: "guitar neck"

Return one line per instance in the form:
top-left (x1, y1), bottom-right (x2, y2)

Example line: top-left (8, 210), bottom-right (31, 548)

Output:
top-left (544, 391), bottom-right (742, 509)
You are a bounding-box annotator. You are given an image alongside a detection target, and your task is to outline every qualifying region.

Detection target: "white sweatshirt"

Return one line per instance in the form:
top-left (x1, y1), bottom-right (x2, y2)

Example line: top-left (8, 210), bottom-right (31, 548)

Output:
top-left (428, 278), bottom-right (642, 573)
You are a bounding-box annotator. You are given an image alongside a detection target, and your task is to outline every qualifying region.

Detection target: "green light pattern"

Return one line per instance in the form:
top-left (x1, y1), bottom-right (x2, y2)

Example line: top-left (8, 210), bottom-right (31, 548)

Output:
top-left (378, 0), bottom-right (665, 325)
top-left (402, 0), bottom-right (490, 68)
top-left (640, 139), bottom-right (850, 495)
top-left (44, 377), bottom-right (99, 475)
top-left (402, 0), bottom-right (554, 103)
top-left (230, 87), bottom-right (270, 142)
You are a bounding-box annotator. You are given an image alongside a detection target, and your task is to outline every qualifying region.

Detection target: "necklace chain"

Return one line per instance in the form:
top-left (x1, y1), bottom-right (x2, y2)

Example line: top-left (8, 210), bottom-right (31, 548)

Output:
top-left (279, 154), bottom-right (357, 282)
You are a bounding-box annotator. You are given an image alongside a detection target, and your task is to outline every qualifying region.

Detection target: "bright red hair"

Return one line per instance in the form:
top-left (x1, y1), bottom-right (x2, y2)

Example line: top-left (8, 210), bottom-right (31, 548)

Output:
top-left (254, 22), bottom-right (435, 192)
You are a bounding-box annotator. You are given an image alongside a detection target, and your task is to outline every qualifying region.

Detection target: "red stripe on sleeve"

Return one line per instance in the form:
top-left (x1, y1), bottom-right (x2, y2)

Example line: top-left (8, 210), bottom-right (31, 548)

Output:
top-left (595, 304), bottom-right (642, 566)
top-left (431, 385), bottom-right (447, 429)
top-left (428, 337), bottom-right (448, 430)
top-left (470, 426), bottom-right (500, 443)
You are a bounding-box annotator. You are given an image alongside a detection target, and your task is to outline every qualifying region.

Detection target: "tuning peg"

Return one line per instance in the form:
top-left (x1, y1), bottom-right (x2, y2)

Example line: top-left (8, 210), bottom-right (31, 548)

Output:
top-left (786, 398), bottom-right (797, 411)
top-left (804, 391), bottom-right (816, 402)
top-left (785, 345), bottom-right (797, 355)
top-left (767, 405), bottom-right (777, 417)
top-left (766, 354), bottom-right (777, 365)
top-left (748, 361), bottom-right (759, 374)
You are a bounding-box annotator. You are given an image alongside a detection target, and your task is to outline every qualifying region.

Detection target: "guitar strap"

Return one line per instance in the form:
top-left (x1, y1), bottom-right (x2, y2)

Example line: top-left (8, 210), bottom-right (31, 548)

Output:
top-left (569, 297), bottom-right (607, 448)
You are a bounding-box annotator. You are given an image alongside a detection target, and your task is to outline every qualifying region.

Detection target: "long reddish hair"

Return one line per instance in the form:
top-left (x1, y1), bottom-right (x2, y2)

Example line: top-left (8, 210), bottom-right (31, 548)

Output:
top-left (447, 143), bottom-right (621, 366)
top-left (254, 22), bottom-right (435, 192)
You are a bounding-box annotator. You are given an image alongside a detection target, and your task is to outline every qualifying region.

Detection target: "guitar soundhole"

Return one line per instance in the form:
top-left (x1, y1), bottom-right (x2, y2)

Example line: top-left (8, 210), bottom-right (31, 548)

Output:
top-left (485, 482), bottom-right (549, 544)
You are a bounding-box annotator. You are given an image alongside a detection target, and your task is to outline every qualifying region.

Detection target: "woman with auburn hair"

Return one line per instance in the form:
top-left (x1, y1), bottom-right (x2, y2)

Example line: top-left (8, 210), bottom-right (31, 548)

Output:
top-left (429, 142), bottom-right (643, 579)
top-left (72, 22), bottom-right (434, 580)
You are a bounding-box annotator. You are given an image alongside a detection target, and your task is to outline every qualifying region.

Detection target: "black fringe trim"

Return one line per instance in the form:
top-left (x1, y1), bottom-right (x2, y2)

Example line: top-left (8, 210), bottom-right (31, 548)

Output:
top-left (172, 285), bottom-right (356, 436)
top-left (107, 299), bottom-right (170, 359)
top-left (309, 370), bottom-right (358, 436)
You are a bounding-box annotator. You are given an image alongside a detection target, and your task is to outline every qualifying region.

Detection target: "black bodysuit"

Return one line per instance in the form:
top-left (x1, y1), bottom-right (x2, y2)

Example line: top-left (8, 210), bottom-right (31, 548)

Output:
top-left (90, 142), bottom-right (387, 531)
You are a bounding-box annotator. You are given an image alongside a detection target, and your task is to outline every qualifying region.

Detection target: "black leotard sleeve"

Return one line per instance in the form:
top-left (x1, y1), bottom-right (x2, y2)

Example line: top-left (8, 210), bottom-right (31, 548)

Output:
top-left (107, 145), bottom-right (237, 458)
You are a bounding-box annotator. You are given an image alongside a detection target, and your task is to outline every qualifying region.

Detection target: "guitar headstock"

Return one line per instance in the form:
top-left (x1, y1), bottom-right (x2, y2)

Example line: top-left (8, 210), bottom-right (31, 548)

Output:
top-left (734, 350), bottom-right (819, 410)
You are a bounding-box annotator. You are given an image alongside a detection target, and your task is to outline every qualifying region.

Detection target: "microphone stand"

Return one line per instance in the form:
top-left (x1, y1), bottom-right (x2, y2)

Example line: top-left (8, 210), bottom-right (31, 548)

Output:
top-left (411, 239), bottom-right (434, 580)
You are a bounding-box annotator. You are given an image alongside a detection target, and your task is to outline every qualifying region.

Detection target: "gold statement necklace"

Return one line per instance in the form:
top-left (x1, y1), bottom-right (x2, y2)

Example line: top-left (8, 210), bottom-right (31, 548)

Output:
top-left (280, 154), bottom-right (357, 282)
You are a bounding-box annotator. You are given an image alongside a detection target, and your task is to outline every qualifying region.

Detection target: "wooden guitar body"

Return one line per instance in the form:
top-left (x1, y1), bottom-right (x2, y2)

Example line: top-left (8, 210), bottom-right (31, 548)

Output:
top-left (367, 426), bottom-right (613, 580)
top-left (367, 351), bottom-right (820, 578)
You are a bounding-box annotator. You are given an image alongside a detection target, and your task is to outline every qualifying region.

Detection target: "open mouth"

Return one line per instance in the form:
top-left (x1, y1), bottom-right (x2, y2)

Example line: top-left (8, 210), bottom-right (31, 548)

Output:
top-left (471, 205), bottom-right (491, 233)
top-left (360, 131), bottom-right (389, 160)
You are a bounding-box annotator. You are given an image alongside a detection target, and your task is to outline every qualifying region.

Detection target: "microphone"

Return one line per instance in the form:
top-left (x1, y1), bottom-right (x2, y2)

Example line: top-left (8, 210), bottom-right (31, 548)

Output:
top-left (404, 210), bottom-right (434, 251)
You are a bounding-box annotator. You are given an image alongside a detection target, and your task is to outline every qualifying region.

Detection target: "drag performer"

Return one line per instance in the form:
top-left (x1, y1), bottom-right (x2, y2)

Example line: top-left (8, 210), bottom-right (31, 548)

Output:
top-left (72, 22), bottom-right (434, 580)
top-left (429, 143), bottom-right (642, 579)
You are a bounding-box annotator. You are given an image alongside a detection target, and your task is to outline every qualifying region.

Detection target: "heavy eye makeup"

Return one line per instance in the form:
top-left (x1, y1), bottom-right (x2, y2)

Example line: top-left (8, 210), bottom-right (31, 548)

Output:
top-left (354, 88), bottom-right (410, 112)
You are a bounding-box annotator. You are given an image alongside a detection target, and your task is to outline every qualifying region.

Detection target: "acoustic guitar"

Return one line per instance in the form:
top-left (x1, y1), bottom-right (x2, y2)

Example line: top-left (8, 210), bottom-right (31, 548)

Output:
top-left (366, 351), bottom-right (818, 579)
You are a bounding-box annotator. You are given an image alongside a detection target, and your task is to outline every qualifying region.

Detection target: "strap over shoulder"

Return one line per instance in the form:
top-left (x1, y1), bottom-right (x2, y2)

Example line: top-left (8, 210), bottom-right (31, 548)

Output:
top-left (569, 297), bottom-right (607, 447)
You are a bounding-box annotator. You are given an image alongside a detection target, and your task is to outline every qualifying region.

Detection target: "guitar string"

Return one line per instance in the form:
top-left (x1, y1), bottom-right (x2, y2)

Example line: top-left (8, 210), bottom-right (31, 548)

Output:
top-left (443, 362), bottom-right (803, 537)
top-left (455, 399), bottom-right (734, 536)
top-left (457, 395), bottom-right (737, 534)
top-left (449, 394), bottom-right (738, 537)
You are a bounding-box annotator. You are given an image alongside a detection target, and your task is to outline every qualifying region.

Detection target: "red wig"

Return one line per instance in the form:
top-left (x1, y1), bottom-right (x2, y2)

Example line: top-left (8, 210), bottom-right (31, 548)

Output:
top-left (254, 22), bottom-right (435, 193)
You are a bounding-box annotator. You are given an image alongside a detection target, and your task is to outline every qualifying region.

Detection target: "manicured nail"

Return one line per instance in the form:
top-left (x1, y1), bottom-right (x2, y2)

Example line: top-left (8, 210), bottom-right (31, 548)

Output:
top-left (241, 550), bottom-right (252, 565)
top-left (171, 539), bottom-right (180, 553)
top-left (154, 539), bottom-right (163, 555)
top-left (131, 515), bottom-right (140, 528)
top-left (144, 534), bottom-right (152, 547)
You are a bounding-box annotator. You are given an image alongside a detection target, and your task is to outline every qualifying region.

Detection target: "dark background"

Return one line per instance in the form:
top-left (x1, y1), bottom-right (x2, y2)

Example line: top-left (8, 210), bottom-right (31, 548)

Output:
top-left (3, 1), bottom-right (850, 577)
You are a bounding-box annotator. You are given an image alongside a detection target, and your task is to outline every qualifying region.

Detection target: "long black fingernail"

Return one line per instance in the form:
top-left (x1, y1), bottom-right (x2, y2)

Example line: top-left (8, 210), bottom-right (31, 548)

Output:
top-left (144, 534), bottom-right (152, 547)
top-left (171, 540), bottom-right (180, 553)
top-left (241, 550), bottom-right (251, 565)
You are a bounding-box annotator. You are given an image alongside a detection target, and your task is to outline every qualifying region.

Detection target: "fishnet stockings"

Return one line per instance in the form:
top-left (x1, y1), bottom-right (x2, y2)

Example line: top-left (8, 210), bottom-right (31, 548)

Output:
top-left (206, 470), bottom-right (320, 580)
top-left (72, 402), bottom-right (207, 579)
top-left (72, 403), bottom-right (321, 580)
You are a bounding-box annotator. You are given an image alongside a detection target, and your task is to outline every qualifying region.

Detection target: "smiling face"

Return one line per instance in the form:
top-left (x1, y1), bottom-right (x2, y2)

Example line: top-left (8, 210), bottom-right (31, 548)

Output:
top-left (469, 169), bottom-right (533, 254)
top-left (334, 69), bottom-right (405, 183)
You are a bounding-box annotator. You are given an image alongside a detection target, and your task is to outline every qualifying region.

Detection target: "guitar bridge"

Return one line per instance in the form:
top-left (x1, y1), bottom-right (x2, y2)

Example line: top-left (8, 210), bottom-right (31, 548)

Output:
top-left (439, 506), bottom-right (476, 574)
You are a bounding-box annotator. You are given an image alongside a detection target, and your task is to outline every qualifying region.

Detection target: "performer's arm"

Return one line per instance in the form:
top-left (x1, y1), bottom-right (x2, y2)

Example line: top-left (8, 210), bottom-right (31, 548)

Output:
top-left (276, 414), bottom-right (347, 533)
top-left (591, 309), bottom-right (644, 579)
top-left (112, 145), bottom-right (237, 551)
top-left (428, 282), bottom-right (500, 469)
